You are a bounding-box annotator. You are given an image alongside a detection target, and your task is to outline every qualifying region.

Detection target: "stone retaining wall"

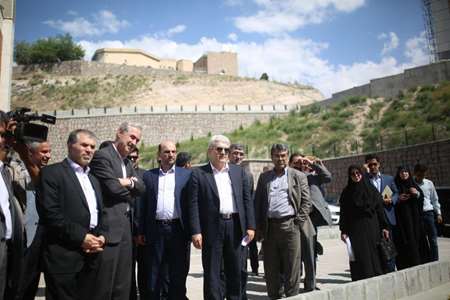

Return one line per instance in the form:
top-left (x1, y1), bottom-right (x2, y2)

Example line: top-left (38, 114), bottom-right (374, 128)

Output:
top-left (286, 260), bottom-right (450, 300)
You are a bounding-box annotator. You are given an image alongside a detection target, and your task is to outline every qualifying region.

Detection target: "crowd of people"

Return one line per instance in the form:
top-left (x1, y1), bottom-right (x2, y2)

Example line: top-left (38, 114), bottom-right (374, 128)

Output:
top-left (0, 110), bottom-right (443, 300)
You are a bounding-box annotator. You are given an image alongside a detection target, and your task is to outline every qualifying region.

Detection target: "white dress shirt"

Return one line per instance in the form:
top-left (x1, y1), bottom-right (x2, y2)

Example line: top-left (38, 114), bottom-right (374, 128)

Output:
top-left (369, 172), bottom-right (382, 192)
top-left (68, 159), bottom-right (98, 228)
top-left (211, 163), bottom-right (237, 214)
top-left (156, 165), bottom-right (178, 220)
top-left (417, 178), bottom-right (441, 215)
top-left (0, 161), bottom-right (12, 239)
top-left (112, 143), bottom-right (127, 178)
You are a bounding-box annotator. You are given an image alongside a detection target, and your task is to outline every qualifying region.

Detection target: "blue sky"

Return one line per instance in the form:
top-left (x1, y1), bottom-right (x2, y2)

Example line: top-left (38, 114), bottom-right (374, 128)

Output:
top-left (16, 0), bottom-right (429, 97)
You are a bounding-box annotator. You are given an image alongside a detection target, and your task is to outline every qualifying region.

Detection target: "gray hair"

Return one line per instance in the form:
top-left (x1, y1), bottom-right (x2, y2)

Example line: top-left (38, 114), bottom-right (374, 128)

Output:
top-left (25, 140), bottom-right (48, 152)
top-left (67, 129), bottom-right (97, 146)
top-left (208, 135), bottom-right (230, 149)
top-left (230, 143), bottom-right (245, 152)
top-left (118, 122), bottom-right (143, 133)
top-left (270, 143), bottom-right (289, 155)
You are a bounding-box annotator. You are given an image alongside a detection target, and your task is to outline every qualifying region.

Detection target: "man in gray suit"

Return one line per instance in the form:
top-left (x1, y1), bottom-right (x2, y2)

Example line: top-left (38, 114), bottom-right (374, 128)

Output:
top-left (255, 144), bottom-right (311, 299)
top-left (289, 153), bottom-right (332, 292)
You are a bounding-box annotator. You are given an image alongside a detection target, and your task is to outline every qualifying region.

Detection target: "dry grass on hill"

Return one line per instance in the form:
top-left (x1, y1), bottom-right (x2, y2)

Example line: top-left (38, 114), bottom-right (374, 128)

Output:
top-left (12, 72), bottom-right (324, 111)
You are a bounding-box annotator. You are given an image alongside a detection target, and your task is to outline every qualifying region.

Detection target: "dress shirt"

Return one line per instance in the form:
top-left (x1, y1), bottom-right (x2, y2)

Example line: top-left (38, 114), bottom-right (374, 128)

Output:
top-left (0, 161), bottom-right (12, 239)
top-left (417, 178), bottom-right (441, 215)
top-left (369, 172), bottom-right (382, 193)
top-left (267, 168), bottom-right (295, 218)
top-left (68, 158), bottom-right (98, 228)
top-left (211, 163), bottom-right (237, 214)
top-left (156, 165), bottom-right (178, 220)
top-left (112, 143), bottom-right (127, 178)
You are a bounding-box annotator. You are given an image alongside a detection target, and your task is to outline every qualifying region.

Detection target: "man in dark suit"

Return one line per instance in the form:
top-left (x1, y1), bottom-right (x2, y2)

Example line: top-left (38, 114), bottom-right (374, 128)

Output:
top-left (255, 144), bottom-right (311, 299)
top-left (90, 122), bottom-right (145, 300)
top-left (128, 147), bottom-right (148, 300)
top-left (189, 135), bottom-right (255, 300)
top-left (364, 154), bottom-right (398, 272)
top-left (137, 140), bottom-right (192, 299)
top-left (1, 111), bottom-right (25, 299)
top-left (37, 129), bottom-right (107, 300)
top-left (228, 143), bottom-right (257, 300)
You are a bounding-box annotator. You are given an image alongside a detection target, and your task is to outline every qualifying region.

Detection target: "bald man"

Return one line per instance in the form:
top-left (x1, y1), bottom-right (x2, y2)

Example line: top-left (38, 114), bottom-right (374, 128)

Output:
top-left (137, 141), bottom-right (192, 299)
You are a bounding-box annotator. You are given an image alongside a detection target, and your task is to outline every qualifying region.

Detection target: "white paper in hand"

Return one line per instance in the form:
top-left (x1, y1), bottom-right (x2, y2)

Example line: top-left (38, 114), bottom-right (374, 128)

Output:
top-left (345, 237), bottom-right (355, 262)
top-left (241, 235), bottom-right (251, 247)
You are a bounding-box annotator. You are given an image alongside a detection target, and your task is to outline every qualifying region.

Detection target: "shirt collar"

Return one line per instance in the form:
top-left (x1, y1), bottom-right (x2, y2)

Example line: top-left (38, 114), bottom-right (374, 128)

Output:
top-left (210, 162), bottom-right (229, 174)
top-left (67, 158), bottom-right (90, 174)
top-left (112, 143), bottom-right (126, 160)
top-left (159, 164), bottom-right (175, 175)
top-left (0, 160), bottom-right (3, 171)
top-left (370, 172), bottom-right (381, 179)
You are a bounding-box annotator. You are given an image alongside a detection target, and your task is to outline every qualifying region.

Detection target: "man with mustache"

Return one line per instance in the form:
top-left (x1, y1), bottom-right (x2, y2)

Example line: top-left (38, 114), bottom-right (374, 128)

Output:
top-left (90, 122), bottom-right (145, 300)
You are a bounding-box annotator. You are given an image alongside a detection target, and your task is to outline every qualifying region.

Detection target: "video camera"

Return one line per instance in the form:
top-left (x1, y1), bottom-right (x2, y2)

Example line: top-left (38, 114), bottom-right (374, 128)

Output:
top-left (6, 107), bottom-right (56, 142)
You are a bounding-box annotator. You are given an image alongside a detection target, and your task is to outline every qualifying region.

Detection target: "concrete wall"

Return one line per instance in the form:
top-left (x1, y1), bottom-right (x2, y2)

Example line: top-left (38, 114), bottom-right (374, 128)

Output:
top-left (431, 0), bottom-right (450, 60)
top-left (0, 0), bottom-right (15, 111)
top-left (207, 52), bottom-right (238, 76)
top-left (243, 139), bottom-right (450, 200)
top-left (159, 59), bottom-right (177, 70)
top-left (287, 260), bottom-right (450, 300)
top-left (100, 51), bottom-right (160, 68)
top-left (322, 60), bottom-right (450, 105)
top-left (177, 59), bottom-right (193, 72)
top-left (44, 104), bottom-right (295, 162)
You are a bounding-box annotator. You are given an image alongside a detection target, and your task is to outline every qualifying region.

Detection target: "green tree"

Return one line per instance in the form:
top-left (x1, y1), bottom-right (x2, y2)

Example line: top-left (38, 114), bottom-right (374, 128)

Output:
top-left (260, 73), bottom-right (269, 80)
top-left (14, 34), bottom-right (85, 65)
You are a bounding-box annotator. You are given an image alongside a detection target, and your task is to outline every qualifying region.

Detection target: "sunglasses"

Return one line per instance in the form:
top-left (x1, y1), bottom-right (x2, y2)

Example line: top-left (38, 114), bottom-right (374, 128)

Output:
top-left (128, 156), bottom-right (138, 161)
top-left (215, 147), bottom-right (230, 154)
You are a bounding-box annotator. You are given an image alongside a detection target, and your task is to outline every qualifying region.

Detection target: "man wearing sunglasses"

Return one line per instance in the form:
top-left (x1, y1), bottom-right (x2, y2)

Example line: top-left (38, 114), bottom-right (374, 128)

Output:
top-left (188, 135), bottom-right (255, 300)
top-left (364, 154), bottom-right (398, 272)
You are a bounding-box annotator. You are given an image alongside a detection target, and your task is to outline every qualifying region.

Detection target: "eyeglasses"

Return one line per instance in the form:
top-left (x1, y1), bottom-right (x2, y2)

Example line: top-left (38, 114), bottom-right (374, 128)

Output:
top-left (215, 147), bottom-right (230, 154)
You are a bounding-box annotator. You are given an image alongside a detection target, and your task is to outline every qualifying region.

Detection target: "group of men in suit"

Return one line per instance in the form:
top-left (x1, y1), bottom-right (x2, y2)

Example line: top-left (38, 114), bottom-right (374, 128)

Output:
top-left (1, 108), bottom-right (332, 300)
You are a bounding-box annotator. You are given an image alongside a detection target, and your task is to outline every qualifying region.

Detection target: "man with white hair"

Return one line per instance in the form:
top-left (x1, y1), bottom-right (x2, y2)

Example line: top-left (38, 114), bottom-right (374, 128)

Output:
top-left (189, 135), bottom-right (256, 300)
top-left (90, 122), bottom-right (145, 300)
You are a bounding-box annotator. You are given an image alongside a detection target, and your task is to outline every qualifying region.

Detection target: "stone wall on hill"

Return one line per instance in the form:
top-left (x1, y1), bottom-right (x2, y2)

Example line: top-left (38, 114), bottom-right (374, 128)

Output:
top-left (45, 104), bottom-right (295, 162)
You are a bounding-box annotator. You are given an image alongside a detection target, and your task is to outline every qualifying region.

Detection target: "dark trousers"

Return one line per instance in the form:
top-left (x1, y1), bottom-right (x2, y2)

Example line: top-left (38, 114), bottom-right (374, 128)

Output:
top-left (16, 226), bottom-right (45, 300)
top-left (202, 215), bottom-right (242, 300)
top-left (300, 231), bottom-right (315, 291)
top-left (91, 220), bottom-right (133, 300)
top-left (248, 240), bottom-right (259, 273)
top-left (262, 217), bottom-right (301, 299)
top-left (0, 240), bottom-right (7, 299)
top-left (145, 220), bottom-right (190, 300)
top-left (423, 211), bottom-right (439, 261)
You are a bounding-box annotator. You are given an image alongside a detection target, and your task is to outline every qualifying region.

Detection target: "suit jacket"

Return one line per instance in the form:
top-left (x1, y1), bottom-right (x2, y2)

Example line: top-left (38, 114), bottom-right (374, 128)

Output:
top-left (90, 143), bottom-right (145, 244)
top-left (255, 167), bottom-right (312, 240)
top-left (305, 163), bottom-right (333, 226)
top-left (188, 163), bottom-right (255, 246)
top-left (365, 173), bottom-right (399, 226)
top-left (37, 159), bottom-right (107, 274)
top-left (1, 164), bottom-right (24, 291)
top-left (138, 166), bottom-right (192, 242)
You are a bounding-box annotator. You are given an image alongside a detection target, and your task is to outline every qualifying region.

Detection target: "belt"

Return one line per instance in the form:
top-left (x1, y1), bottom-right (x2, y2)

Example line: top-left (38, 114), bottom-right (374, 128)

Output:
top-left (268, 215), bottom-right (295, 223)
top-left (156, 218), bottom-right (180, 225)
top-left (220, 213), bottom-right (238, 220)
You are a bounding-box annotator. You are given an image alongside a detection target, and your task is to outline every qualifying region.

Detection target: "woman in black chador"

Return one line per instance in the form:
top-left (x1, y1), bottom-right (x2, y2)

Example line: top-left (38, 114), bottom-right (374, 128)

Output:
top-left (393, 166), bottom-right (430, 269)
top-left (339, 165), bottom-right (390, 281)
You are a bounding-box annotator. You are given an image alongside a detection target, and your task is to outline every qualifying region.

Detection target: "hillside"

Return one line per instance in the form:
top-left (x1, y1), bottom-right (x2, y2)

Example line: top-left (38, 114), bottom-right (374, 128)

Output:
top-left (11, 71), bottom-right (323, 111)
top-left (139, 81), bottom-right (450, 167)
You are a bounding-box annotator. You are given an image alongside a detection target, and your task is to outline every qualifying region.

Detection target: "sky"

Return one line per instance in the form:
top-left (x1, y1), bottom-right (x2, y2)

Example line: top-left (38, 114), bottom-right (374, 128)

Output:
top-left (15, 0), bottom-right (430, 97)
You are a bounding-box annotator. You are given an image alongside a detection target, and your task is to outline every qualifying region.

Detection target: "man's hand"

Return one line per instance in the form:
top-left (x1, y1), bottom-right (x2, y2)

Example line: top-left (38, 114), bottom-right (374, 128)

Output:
top-left (437, 214), bottom-right (443, 224)
top-left (82, 234), bottom-right (105, 253)
top-left (192, 234), bottom-right (202, 249)
top-left (246, 229), bottom-right (255, 242)
top-left (409, 187), bottom-right (419, 196)
top-left (382, 229), bottom-right (390, 240)
top-left (135, 235), bottom-right (146, 246)
top-left (383, 194), bottom-right (393, 205)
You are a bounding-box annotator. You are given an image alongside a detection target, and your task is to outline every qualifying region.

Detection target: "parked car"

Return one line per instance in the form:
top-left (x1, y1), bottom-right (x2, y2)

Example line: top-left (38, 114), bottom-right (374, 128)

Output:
top-left (328, 204), bottom-right (340, 225)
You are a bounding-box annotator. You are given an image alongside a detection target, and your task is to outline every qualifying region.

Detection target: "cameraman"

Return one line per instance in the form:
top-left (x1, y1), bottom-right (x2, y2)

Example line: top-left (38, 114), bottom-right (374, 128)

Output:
top-left (0, 110), bottom-right (24, 299)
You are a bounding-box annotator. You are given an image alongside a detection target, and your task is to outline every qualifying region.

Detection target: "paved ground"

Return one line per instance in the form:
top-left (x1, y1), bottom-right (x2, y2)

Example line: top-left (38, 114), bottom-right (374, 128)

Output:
top-left (35, 236), bottom-right (450, 299)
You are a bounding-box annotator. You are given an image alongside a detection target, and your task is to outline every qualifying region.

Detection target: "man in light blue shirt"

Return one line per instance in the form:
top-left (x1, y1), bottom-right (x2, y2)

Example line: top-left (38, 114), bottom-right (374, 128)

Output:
top-left (414, 163), bottom-right (442, 261)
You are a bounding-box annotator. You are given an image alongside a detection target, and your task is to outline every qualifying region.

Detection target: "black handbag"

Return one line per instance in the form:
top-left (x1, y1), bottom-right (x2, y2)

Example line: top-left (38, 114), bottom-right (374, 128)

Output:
top-left (378, 237), bottom-right (397, 262)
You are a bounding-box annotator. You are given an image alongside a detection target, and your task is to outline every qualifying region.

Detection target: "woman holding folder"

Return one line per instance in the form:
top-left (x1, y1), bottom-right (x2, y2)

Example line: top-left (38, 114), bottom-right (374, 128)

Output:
top-left (339, 165), bottom-right (390, 281)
